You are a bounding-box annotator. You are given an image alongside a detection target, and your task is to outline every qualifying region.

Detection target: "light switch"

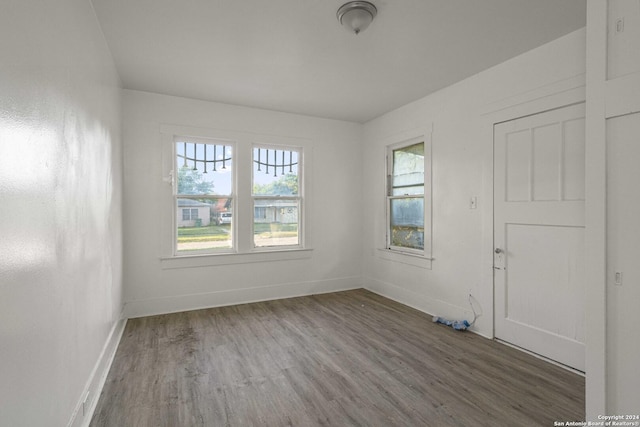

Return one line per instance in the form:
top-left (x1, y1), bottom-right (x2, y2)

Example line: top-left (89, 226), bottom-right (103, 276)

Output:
top-left (470, 196), bottom-right (477, 209)
top-left (615, 271), bottom-right (623, 286)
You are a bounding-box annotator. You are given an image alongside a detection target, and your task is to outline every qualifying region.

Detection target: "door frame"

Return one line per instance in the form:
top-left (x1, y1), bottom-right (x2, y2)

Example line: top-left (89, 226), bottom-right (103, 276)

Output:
top-left (492, 102), bottom-right (587, 371)
top-left (479, 75), bottom-right (587, 340)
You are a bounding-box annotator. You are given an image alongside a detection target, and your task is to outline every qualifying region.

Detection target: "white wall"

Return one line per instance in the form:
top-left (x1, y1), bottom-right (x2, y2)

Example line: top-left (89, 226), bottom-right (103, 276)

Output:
top-left (362, 29), bottom-right (586, 339)
top-left (122, 90), bottom-right (363, 317)
top-left (0, 1), bottom-right (123, 426)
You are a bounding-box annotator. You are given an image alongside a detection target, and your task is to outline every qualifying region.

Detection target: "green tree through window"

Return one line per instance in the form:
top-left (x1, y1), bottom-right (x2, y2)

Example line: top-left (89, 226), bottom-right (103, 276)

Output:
top-left (253, 173), bottom-right (298, 195)
top-left (177, 166), bottom-right (214, 195)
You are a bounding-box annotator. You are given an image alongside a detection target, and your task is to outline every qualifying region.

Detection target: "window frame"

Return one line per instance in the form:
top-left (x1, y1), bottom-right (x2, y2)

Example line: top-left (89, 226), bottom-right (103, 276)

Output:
top-left (159, 124), bottom-right (313, 268)
top-left (384, 133), bottom-right (432, 266)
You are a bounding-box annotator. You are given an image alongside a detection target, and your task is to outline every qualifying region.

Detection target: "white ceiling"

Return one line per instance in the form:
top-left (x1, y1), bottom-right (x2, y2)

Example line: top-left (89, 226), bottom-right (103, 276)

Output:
top-left (91, 0), bottom-right (586, 123)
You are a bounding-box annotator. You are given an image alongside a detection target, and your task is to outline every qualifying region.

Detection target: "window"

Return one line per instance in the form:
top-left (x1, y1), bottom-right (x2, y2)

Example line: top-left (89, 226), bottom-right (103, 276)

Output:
top-left (386, 138), bottom-right (431, 258)
top-left (182, 208), bottom-right (199, 221)
top-left (165, 129), bottom-right (307, 261)
top-left (175, 139), bottom-right (233, 254)
top-left (252, 146), bottom-right (301, 248)
top-left (254, 206), bottom-right (267, 219)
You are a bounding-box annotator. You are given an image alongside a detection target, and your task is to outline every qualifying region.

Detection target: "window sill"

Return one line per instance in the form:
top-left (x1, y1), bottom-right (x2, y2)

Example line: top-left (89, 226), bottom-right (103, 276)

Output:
top-left (376, 248), bottom-right (433, 269)
top-left (160, 248), bottom-right (313, 269)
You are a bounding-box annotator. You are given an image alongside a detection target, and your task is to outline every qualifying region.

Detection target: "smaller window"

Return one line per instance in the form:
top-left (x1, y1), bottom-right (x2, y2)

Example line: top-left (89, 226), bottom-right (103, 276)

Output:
top-left (254, 206), bottom-right (267, 219)
top-left (387, 140), bottom-right (428, 255)
top-left (180, 208), bottom-right (200, 221)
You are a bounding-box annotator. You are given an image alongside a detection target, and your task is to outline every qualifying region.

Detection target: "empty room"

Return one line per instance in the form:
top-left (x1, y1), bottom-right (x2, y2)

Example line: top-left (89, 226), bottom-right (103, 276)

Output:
top-left (1, 0), bottom-right (639, 426)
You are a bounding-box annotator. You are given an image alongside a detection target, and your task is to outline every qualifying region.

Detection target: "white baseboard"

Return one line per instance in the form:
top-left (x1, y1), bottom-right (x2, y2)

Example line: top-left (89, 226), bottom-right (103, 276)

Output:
top-left (67, 317), bottom-right (127, 427)
top-left (364, 276), bottom-right (492, 340)
top-left (123, 276), bottom-right (363, 318)
top-left (495, 339), bottom-right (585, 376)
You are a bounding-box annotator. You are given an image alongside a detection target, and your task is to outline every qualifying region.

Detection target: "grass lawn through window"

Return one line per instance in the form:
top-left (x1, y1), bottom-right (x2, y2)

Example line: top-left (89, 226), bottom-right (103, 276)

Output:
top-left (177, 223), bottom-right (298, 244)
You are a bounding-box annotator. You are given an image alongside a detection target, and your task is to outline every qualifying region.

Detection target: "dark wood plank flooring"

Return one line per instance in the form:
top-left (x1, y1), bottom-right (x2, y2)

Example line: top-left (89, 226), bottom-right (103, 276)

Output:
top-left (90, 289), bottom-right (584, 426)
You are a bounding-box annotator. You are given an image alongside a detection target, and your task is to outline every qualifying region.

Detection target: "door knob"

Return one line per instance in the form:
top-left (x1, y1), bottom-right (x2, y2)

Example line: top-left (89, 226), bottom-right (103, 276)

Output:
top-left (494, 248), bottom-right (503, 254)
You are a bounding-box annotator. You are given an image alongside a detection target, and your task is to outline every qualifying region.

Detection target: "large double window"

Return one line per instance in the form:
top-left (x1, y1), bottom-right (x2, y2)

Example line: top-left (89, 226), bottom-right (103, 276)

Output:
top-left (171, 135), bottom-right (303, 256)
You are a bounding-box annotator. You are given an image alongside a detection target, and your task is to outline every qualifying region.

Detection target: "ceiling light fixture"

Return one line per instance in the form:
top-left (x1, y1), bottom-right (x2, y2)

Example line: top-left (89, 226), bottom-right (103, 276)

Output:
top-left (337, 1), bottom-right (377, 35)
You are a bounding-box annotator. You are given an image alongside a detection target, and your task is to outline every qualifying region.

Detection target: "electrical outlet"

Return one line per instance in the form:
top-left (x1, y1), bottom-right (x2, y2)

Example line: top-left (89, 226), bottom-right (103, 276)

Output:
top-left (615, 271), bottom-right (623, 286)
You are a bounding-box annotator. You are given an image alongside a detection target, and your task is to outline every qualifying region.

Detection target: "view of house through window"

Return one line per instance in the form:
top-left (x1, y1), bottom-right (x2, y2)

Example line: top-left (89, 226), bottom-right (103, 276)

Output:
top-left (175, 140), bottom-right (233, 253)
top-left (387, 141), bottom-right (425, 252)
top-left (253, 147), bottom-right (300, 247)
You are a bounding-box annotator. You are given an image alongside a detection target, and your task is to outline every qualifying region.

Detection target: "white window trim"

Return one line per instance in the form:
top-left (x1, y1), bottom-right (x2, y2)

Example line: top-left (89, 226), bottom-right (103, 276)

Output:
top-left (159, 124), bottom-right (314, 269)
top-left (381, 129), bottom-right (433, 269)
top-left (160, 248), bottom-right (313, 269)
top-left (377, 247), bottom-right (433, 269)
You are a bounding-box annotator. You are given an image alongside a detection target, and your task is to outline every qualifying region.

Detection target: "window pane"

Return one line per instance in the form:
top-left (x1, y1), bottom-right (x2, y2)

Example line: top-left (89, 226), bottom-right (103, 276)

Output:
top-left (254, 206), bottom-right (267, 219)
top-left (253, 148), bottom-right (299, 196)
top-left (176, 141), bottom-right (232, 196)
top-left (393, 142), bottom-right (424, 195)
top-left (254, 199), bottom-right (299, 247)
top-left (390, 197), bottom-right (424, 250)
top-left (176, 198), bottom-right (232, 252)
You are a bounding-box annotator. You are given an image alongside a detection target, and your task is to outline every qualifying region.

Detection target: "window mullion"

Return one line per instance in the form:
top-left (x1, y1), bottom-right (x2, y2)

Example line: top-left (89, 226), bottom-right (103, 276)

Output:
top-left (235, 141), bottom-right (253, 253)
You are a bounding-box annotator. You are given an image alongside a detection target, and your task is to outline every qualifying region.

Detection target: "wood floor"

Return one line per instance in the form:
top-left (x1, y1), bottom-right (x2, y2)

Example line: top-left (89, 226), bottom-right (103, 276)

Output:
top-left (90, 289), bottom-right (584, 426)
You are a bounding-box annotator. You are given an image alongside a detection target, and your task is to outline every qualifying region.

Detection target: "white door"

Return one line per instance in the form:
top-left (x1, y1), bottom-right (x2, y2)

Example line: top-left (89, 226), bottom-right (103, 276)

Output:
top-left (494, 103), bottom-right (586, 371)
